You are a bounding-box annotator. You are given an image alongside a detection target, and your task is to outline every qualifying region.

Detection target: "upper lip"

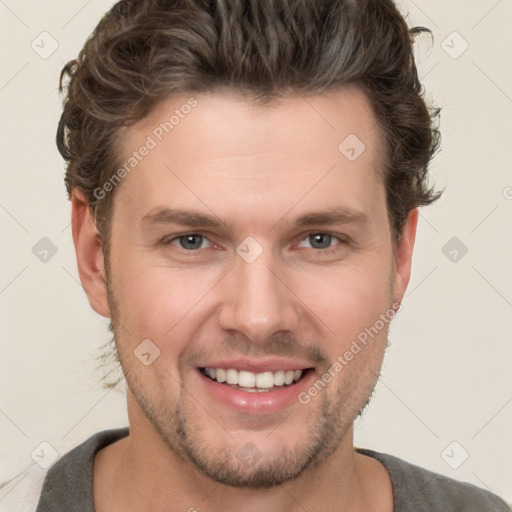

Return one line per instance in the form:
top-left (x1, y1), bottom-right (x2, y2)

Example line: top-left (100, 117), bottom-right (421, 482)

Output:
top-left (196, 358), bottom-right (314, 373)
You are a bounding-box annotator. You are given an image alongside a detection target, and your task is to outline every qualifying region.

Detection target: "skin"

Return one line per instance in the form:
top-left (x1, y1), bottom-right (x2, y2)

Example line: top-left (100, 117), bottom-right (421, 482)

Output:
top-left (72, 85), bottom-right (418, 511)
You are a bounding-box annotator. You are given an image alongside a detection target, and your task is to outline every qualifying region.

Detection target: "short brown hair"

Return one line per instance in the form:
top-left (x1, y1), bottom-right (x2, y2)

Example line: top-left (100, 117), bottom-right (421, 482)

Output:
top-left (57, 0), bottom-right (442, 257)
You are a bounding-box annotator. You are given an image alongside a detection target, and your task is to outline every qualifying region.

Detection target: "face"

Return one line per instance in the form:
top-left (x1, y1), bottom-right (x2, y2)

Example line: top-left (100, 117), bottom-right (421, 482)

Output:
top-left (79, 86), bottom-right (416, 488)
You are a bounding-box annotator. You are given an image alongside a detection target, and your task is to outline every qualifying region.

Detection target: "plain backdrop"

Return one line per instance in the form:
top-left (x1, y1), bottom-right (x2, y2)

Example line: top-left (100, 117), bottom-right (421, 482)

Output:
top-left (1, 0), bottom-right (511, 509)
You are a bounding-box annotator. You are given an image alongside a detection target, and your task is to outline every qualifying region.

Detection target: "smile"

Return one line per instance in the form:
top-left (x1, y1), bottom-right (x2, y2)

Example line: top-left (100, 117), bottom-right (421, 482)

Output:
top-left (200, 367), bottom-right (308, 392)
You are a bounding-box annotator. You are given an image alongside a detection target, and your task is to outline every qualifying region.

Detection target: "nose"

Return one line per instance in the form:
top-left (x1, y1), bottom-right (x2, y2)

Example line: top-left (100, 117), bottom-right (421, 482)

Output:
top-left (217, 243), bottom-right (300, 344)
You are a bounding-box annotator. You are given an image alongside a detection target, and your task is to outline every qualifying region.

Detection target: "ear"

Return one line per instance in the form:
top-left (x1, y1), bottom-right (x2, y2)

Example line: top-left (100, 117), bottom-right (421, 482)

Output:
top-left (71, 189), bottom-right (110, 318)
top-left (392, 208), bottom-right (419, 305)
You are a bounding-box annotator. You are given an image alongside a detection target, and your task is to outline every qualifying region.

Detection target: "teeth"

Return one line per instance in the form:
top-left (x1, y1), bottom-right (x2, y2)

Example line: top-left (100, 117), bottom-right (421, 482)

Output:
top-left (284, 370), bottom-right (294, 385)
top-left (238, 370), bottom-right (256, 388)
top-left (226, 369), bottom-right (238, 385)
top-left (273, 370), bottom-right (285, 386)
top-left (203, 367), bottom-right (304, 389)
top-left (256, 371), bottom-right (274, 389)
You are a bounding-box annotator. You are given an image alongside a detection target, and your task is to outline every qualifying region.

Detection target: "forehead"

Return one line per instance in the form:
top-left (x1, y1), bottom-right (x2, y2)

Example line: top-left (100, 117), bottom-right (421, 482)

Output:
top-left (113, 86), bottom-right (386, 232)
top-left (123, 85), bottom-right (381, 161)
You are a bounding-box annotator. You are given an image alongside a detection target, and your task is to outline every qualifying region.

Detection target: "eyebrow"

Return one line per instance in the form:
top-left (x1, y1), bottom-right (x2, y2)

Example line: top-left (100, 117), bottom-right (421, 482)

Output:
top-left (139, 206), bottom-right (369, 231)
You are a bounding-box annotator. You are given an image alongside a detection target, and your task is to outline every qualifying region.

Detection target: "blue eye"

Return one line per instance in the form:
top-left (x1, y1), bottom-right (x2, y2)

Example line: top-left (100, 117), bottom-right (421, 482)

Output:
top-left (167, 234), bottom-right (212, 251)
top-left (162, 232), bottom-right (345, 255)
top-left (301, 233), bottom-right (336, 250)
top-left (297, 233), bottom-right (343, 252)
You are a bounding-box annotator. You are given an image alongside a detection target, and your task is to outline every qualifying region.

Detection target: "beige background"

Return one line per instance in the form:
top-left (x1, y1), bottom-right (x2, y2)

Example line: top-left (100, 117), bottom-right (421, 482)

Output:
top-left (1, 0), bottom-right (511, 509)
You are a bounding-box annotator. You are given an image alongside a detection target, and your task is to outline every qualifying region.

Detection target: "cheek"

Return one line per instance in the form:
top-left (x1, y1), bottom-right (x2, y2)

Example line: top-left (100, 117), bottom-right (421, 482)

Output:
top-left (112, 257), bottom-right (217, 344)
top-left (300, 260), bottom-right (392, 340)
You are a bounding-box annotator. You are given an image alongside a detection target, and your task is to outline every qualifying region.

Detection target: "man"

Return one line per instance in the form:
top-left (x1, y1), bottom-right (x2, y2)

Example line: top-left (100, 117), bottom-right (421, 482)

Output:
top-left (36, 0), bottom-right (510, 510)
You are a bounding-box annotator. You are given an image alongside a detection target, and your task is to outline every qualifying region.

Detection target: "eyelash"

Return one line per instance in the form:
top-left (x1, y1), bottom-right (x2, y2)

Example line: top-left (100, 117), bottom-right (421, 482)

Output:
top-left (162, 232), bottom-right (347, 256)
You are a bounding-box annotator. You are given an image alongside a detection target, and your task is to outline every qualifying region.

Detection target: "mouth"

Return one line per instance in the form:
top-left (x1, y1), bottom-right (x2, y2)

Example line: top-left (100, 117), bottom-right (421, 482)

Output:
top-left (199, 367), bottom-right (313, 393)
top-left (194, 358), bottom-right (317, 414)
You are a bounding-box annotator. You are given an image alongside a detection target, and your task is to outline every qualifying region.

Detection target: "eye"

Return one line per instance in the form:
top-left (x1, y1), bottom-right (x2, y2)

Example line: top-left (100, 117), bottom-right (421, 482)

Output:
top-left (162, 232), bottom-right (346, 255)
top-left (296, 233), bottom-right (345, 253)
top-left (165, 233), bottom-right (213, 251)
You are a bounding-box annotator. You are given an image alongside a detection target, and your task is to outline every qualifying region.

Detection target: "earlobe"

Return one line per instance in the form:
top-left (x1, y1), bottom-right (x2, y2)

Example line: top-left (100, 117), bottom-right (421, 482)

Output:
top-left (392, 208), bottom-right (419, 305)
top-left (71, 189), bottom-right (111, 318)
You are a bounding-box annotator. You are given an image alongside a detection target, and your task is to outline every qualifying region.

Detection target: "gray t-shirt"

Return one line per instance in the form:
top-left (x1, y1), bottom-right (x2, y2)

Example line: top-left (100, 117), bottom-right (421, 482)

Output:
top-left (35, 427), bottom-right (510, 511)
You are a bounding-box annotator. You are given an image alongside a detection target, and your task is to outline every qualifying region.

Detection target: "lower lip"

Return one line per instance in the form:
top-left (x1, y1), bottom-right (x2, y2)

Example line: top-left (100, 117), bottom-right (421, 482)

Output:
top-left (195, 369), bottom-right (315, 415)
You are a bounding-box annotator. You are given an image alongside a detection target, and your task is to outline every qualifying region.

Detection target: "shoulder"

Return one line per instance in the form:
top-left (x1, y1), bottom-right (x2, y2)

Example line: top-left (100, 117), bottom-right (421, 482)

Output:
top-left (356, 448), bottom-right (511, 512)
top-left (35, 427), bottom-right (129, 512)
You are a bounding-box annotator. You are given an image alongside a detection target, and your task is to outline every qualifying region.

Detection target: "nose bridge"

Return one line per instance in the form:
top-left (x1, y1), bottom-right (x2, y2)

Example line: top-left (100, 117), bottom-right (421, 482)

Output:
top-left (218, 239), bottom-right (298, 342)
